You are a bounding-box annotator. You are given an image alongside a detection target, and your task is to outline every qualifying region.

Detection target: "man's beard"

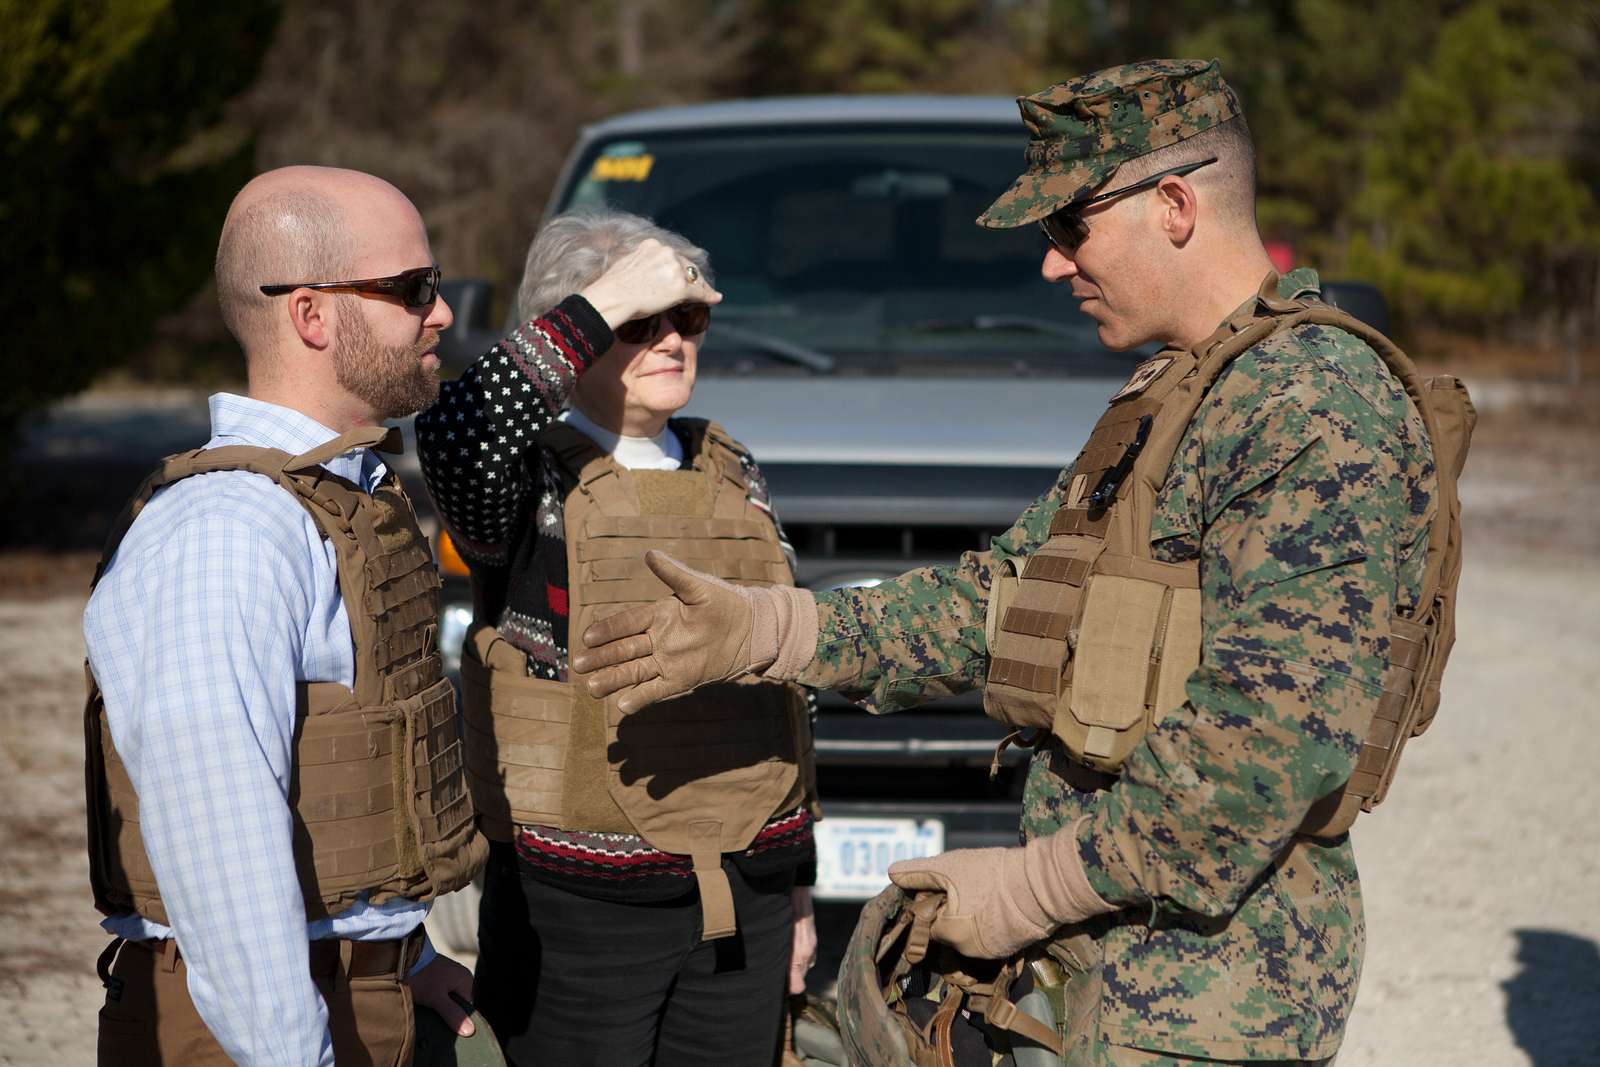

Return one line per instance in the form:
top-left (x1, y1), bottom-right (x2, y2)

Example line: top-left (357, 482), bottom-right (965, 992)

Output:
top-left (331, 301), bottom-right (441, 421)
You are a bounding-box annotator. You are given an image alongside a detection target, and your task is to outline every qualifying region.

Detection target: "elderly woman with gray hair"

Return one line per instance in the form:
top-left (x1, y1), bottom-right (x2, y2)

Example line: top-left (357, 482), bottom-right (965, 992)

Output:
top-left (415, 209), bottom-right (819, 1066)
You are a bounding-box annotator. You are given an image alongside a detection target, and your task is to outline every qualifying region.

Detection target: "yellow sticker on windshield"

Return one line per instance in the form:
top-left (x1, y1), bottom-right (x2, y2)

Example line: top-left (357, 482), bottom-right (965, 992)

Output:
top-left (590, 154), bottom-right (656, 182)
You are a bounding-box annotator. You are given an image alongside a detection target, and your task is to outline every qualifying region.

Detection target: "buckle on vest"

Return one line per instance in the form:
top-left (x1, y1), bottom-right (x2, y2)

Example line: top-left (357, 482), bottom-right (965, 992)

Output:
top-left (1085, 414), bottom-right (1152, 509)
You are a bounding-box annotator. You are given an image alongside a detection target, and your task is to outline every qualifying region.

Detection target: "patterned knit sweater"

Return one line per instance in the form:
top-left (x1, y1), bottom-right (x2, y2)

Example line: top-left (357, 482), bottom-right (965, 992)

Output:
top-left (416, 295), bottom-right (815, 902)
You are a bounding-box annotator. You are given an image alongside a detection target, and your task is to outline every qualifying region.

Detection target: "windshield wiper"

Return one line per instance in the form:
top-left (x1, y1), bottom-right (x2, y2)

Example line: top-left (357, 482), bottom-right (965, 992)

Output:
top-left (712, 323), bottom-right (837, 373)
top-left (909, 314), bottom-right (1091, 341)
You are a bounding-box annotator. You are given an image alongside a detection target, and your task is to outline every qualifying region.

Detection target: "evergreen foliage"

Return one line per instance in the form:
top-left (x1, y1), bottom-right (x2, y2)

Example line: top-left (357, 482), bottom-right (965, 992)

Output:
top-left (1, 0), bottom-right (279, 445)
top-left (9, 0), bottom-right (1598, 440)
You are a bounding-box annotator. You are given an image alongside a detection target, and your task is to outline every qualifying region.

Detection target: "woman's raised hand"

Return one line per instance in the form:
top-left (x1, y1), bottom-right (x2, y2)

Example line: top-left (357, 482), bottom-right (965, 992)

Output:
top-left (578, 238), bottom-right (722, 330)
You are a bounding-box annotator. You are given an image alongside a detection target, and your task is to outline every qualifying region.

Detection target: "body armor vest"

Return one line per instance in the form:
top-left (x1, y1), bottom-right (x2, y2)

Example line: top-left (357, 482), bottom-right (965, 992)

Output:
top-left (84, 427), bottom-right (488, 925)
top-left (460, 418), bottom-right (812, 938)
top-left (983, 276), bottom-right (1472, 838)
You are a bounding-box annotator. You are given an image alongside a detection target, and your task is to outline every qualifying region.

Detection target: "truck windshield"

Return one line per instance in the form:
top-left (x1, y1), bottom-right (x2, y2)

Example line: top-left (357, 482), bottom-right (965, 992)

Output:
top-left (557, 125), bottom-right (1136, 378)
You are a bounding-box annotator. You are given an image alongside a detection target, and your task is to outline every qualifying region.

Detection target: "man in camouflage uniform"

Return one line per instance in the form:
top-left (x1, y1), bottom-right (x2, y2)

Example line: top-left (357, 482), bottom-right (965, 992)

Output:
top-left (576, 59), bottom-right (1436, 1065)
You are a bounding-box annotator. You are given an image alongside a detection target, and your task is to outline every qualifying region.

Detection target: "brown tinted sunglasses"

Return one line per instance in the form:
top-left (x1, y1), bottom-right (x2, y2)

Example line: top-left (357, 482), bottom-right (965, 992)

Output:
top-left (614, 302), bottom-right (712, 345)
top-left (259, 266), bottom-right (442, 308)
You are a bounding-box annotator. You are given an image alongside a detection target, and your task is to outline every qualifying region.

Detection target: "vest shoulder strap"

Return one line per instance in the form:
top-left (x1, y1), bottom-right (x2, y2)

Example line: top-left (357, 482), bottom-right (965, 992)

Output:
top-left (92, 426), bottom-right (395, 588)
top-left (540, 421), bottom-right (637, 519)
top-left (540, 421), bottom-right (609, 480)
top-left (93, 444), bottom-right (294, 587)
top-left (686, 418), bottom-right (756, 493)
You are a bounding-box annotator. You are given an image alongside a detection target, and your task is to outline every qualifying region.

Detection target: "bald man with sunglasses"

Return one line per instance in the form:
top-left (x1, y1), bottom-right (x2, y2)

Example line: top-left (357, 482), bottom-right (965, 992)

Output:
top-left (82, 165), bottom-right (716, 1066)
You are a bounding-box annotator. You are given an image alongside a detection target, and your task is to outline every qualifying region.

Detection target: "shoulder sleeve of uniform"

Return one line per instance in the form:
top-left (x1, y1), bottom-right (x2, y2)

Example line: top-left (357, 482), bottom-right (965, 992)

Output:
top-left (1196, 322), bottom-right (1409, 525)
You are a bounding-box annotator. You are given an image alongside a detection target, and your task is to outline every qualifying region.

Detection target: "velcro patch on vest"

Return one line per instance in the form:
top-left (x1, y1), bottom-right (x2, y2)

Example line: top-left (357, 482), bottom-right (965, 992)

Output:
top-left (1001, 606), bottom-right (1072, 640)
top-left (1109, 356), bottom-right (1175, 402)
top-left (1021, 555), bottom-right (1091, 586)
top-left (988, 657), bottom-right (1060, 695)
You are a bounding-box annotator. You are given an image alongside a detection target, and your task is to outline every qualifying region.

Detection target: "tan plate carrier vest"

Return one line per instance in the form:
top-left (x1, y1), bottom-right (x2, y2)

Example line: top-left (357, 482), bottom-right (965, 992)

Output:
top-left (83, 426), bottom-right (488, 925)
top-left (460, 419), bottom-right (813, 939)
top-left (983, 275), bottom-right (1473, 839)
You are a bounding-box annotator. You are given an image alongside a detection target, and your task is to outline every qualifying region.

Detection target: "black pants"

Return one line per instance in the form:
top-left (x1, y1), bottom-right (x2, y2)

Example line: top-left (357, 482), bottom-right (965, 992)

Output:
top-left (473, 843), bottom-right (795, 1067)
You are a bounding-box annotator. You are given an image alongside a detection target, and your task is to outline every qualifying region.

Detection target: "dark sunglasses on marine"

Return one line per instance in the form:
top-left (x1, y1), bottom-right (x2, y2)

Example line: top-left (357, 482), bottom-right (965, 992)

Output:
top-left (615, 302), bottom-right (712, 345)
top-left (1038, 156), bottom-right (1217, 252)
top-left (258, 265), bottom-right (442, 308)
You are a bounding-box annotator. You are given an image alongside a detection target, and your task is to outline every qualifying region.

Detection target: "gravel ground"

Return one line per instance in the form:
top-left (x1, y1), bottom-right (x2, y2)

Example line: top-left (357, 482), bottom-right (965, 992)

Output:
top-left (0, 402), bottom-right (1595, 1066)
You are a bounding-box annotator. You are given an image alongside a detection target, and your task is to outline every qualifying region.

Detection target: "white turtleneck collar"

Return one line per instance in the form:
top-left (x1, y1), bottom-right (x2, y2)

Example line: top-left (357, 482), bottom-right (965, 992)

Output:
top-left (562, 405), bottom-right (684, 471)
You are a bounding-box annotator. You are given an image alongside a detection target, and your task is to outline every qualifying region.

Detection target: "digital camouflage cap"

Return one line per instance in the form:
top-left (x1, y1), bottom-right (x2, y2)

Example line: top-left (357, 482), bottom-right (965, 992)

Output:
top-left (977, 58), bottom-right (1241, 229)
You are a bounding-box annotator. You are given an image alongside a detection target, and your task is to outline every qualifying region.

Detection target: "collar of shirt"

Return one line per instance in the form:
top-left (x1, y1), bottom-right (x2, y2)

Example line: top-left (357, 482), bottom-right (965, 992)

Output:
top-left (1276, 266), bottom-right (1321, 301)
top-left (561, 405), bottom-right (684, 471)
top-left (207, 392), bottom-right (388, 491)
top-left (1210, 267), bottom-right (1323, 337)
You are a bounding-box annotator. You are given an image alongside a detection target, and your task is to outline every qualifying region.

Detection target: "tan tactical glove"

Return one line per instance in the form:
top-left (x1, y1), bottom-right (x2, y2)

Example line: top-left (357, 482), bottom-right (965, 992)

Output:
top-left (572, 549), bottom-right (818, 714)
top-left (886, 817), bottom-right (1113, 959)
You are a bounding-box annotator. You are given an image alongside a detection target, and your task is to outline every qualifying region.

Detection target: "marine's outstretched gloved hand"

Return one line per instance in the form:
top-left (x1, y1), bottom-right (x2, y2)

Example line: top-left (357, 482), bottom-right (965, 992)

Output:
top-left (573, 549), bottom-right (818, 714)
top-left (886, 817), bottom-right (1113, 959)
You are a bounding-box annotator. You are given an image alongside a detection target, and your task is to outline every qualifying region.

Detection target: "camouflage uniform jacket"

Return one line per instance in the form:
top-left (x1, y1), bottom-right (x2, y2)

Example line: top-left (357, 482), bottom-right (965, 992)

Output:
top-left (803, 269), bottom-right (1436, 1061)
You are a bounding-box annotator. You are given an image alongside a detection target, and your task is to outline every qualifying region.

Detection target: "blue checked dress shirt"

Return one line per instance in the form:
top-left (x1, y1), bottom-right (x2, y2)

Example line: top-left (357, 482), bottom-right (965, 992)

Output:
top-left (84, 393), bottom-right (436, 1066)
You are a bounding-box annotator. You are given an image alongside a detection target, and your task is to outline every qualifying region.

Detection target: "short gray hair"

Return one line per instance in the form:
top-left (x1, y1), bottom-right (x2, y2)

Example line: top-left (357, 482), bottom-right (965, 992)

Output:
top-left (1110, 115), bottom-right (1258, 229)
top-left (512, 208), bottom-right (714, 326)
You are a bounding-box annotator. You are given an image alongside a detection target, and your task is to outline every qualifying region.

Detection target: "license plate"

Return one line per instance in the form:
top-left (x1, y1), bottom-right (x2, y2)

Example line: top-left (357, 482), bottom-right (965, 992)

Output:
top-left (813, 817), bottom-right (945, 900)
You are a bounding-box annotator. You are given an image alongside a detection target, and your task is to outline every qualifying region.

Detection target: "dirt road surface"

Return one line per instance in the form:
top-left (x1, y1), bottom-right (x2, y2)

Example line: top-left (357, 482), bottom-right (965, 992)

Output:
top-left (1, 398), bottom-right (1595, 1065)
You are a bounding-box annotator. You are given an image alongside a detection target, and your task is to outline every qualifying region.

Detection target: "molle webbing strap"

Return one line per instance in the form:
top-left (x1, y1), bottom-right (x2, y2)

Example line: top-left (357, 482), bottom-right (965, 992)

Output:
top-left (904, 893), bottom-right (940, 966)
top-left (459, 627), bottom-right (571, 839)
top-left (700, 421), bottom-right (758, 498)
top-left (583, 515), bottom-right (773, 541)
top-left (967, 960), bottom-right (1066, 1059)
top-left (987, 657), bottom-right (1060, 696)
top-left (690, 822), bottom-right (737, 940)
top-left (576, 536), bottom-right (781, 563)
top-left (584, 554), bottom-right (778, 583)
top-left (1363, 616), bottom-right (1429, 807)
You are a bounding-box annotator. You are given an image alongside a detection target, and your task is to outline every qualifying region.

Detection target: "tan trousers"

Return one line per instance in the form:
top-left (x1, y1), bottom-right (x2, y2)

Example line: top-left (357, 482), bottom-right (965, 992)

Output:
top-left (95, 933), bottom-right (418, 1067)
